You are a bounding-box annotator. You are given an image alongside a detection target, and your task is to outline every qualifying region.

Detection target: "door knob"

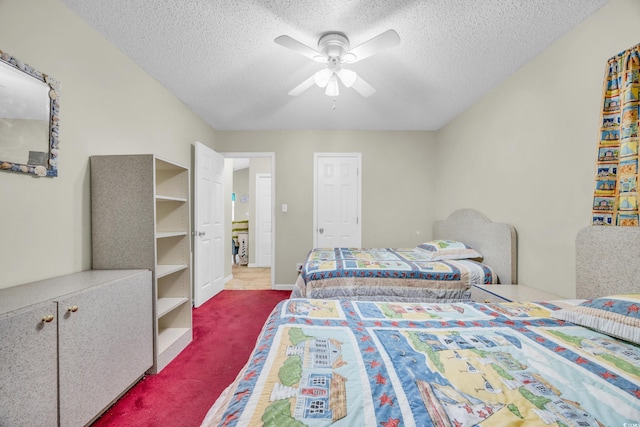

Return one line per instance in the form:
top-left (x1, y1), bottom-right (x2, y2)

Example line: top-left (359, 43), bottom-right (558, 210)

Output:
top-left (319, 228), bottom-right (324, 234)
top-left (198, 231), bottom-right (205, 237)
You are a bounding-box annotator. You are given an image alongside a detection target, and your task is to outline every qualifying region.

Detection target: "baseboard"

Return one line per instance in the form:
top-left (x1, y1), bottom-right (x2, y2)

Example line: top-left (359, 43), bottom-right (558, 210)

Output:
top-left (273, 284), bottom-right (294, 291)
top-left (248, 263), bottom-right (257, 268)
top-left (224, 274), bottom-right (233, 283)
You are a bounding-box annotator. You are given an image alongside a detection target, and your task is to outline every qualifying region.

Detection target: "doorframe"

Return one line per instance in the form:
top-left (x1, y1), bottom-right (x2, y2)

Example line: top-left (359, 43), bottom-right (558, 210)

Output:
top-left (255, 172), bottom-right (272, 268)
top-left (223, 152), bottom-right (276, 289)
top-left (313, 152), bottom-right (362, 248)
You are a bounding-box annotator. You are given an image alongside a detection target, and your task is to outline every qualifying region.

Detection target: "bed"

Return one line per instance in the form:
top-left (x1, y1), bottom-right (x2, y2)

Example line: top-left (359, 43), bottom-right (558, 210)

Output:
top-left (201, 226), bottom-right (640, 427)
top-left (291, 209), bottom-right (517, 302)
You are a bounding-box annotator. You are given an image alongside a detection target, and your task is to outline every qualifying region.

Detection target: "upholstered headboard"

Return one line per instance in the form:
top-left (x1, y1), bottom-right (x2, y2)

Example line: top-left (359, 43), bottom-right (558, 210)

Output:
top-left (575, 226), bottom-right (640, 299)
top-left (433, 209), bottom-right (517, 285)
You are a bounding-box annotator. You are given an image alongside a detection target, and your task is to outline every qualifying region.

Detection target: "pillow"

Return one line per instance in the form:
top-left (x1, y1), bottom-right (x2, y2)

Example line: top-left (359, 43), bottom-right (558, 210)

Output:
top-left (551, 294), bottom-right (640, 345)
top-left (416, 240), bottom-right (482, 261)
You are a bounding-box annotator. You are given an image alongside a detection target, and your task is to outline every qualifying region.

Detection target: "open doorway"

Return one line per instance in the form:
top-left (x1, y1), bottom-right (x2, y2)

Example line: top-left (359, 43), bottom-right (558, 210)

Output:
top-left (223, 153), bottom-right (275, 290)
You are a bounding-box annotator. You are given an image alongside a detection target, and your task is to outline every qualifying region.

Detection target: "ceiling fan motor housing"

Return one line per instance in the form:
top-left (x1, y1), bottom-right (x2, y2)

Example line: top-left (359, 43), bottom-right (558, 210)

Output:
top-left (318, 33), bottom-right (350, 59)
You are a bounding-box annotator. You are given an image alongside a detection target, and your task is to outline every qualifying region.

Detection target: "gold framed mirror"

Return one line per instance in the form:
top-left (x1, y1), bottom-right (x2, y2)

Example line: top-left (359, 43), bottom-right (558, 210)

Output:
top-left (0, 50), bottom-right (60, 177)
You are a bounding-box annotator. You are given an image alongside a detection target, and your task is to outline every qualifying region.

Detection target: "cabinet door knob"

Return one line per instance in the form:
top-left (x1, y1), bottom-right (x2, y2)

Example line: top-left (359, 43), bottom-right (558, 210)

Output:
top-left (41, 315), bottom-right (55, 323)
top-left (67, 305), bottom-right (79, 313)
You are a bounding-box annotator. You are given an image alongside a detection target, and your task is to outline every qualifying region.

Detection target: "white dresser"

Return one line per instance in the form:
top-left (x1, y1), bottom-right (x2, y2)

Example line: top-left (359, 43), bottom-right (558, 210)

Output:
top-left (0, 269), bottom-right (153, 427)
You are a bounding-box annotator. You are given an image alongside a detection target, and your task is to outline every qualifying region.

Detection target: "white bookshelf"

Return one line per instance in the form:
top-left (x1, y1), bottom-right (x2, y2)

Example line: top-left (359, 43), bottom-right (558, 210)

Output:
top-left (91, 154), bottom-right (192, 373)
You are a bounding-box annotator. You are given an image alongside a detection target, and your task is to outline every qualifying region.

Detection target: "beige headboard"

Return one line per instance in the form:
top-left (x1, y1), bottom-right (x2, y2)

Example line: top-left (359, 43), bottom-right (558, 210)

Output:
top-left (433, 209), bottom-right (517, 285)
top-left (576, 226), bottom-right (640, 299)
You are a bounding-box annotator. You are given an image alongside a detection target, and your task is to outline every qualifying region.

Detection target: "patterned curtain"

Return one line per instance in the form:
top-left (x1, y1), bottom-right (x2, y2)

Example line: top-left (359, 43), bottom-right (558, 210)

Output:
top-left (592, 43), bottom-right (640, 226)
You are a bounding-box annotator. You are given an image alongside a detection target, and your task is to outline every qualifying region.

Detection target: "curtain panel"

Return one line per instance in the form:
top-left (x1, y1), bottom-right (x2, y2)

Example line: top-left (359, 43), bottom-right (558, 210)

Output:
top-left (592, 44), bottom-right (640, 226)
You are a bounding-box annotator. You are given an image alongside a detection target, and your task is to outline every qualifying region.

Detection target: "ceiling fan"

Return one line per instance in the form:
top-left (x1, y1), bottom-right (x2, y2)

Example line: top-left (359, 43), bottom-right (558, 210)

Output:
top-left (275, 29), bottom-right (400, 98)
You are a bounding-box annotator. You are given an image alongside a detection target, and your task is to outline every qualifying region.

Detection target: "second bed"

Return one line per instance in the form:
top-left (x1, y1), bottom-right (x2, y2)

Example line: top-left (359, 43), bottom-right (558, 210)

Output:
top-left (292, 209), bottom-right (517, 302)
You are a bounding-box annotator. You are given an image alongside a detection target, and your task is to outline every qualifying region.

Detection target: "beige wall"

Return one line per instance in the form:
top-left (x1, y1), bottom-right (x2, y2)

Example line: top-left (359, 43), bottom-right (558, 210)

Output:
top-left (0, 0), bottom-right (217, 288)
top-left (434, 0), bottom-right (640, 297)
top-left (214, 130), bottom-right (437, 285)
top-left (232, 168), bottom-right (250, 221)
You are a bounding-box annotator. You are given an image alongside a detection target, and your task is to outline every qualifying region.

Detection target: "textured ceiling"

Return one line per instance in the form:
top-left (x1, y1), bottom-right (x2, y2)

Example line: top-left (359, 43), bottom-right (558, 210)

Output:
top-left (60, 0), bottom-right (609, 131)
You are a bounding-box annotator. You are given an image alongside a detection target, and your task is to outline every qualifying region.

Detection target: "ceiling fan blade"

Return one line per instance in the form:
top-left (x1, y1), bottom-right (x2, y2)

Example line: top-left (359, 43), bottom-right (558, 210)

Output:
top-left (275, 35), bottom-right (322, 61)
top-left (288, 75), bottom-right (316, 96)
top-left (346, 29), bottom-right (400, 63)
top-left (314, 69), bottom-right (333, 87)
top-left (352, 75), bottom-right (376, 97)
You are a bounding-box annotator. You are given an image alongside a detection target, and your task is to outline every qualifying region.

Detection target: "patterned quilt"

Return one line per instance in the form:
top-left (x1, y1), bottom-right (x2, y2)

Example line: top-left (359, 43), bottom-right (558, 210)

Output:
top-left (291, 248), bottom-right (496, 302)
top-left (201, 298), bottom-right (640, 427)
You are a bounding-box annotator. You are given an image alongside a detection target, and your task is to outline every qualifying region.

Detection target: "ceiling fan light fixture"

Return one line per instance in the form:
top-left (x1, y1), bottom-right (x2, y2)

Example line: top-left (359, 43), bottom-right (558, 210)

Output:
top-left (314, 68), bottom-right (332, 87)
top-left (325, 74), bottom-right (339, 97)
top-left (337, 69), bottom-right (357, 88)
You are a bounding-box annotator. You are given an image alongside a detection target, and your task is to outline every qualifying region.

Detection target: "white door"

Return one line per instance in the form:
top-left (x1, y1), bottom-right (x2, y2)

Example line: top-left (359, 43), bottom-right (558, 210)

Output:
top-left (314, 153), bottom-right (361, 248)
top-left (255, 173), bottom-right (272, 267)
top-left (194, 142), bottom-right (225, 307)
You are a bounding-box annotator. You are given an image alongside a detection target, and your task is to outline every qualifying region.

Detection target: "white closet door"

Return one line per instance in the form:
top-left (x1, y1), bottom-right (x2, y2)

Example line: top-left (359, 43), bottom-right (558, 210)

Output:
top-left (314, 153), bottom-right (361, 248)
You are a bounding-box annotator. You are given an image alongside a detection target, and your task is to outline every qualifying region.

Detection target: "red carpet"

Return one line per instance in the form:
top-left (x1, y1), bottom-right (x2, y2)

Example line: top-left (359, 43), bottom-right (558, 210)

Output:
top-left (92, 290), bottom-right (290, 427)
